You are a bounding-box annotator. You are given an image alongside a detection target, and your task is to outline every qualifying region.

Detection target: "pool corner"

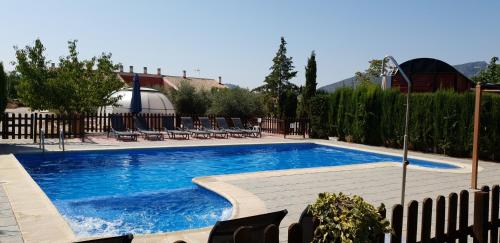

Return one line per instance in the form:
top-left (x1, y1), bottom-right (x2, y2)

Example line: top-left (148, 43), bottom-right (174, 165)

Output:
top-left (0, 153), bottom-right (76, 243)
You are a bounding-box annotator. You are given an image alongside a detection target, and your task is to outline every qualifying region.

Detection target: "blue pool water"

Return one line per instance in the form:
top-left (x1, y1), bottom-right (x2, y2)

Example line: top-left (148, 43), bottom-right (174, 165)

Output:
top-left (16, 143), bottom-right (457, 237)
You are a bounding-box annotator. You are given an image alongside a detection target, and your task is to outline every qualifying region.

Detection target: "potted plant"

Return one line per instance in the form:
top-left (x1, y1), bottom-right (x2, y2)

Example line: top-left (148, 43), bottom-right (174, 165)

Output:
top-left (308, 192), bottom-right (391, 243)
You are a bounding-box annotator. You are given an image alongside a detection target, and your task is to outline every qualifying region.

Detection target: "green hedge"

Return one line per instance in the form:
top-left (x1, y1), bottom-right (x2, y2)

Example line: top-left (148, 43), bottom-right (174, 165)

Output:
top-left (310, 86), bottom-right (500, 161)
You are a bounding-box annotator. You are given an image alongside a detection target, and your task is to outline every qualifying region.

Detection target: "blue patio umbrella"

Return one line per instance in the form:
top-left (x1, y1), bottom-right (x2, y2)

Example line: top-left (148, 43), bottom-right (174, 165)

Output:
top-left (130, 74), bottom-right (142, 115)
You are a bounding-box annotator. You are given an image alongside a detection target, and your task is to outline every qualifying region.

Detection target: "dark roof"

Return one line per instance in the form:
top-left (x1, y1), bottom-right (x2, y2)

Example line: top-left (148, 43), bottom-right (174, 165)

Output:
top-left (399, 58), bottom-right (473, 83)
top-left (482, 83), bottom-right (500, 90)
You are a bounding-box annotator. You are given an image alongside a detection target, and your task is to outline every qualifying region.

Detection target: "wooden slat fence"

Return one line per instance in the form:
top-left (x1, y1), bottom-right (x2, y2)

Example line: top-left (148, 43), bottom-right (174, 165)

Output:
top-left (2, 112), bottom-right (302, 141)
top-left (260, 117), bottom-right (309, 137)
top-left (261, 117), bottom-right (284, 134)
top-left (283, 118), bottom-right (309, 138)
top-left (176, 185), bottom-right (500, 243)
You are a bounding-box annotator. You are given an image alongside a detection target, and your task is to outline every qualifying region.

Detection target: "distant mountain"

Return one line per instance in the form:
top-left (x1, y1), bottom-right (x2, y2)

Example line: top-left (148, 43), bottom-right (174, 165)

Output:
top-left (318, 61), bottom-right (488, 93)
top-left (224, 83), bottom-right (241, 89)
top-left (453, 61), bottom-right (487, 78)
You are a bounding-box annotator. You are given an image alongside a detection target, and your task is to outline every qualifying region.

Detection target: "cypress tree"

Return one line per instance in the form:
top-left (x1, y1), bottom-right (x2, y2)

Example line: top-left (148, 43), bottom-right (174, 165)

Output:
top-left (303, 51), bottom-right (317, 117)
top-left (0, 63), bottom-right (7, 118)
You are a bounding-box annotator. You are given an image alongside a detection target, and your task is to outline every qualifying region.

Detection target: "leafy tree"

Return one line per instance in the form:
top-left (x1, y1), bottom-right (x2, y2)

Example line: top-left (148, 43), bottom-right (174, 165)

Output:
top-left (0, 63), bottom-right (7, 116)
top-left (208, 87), bottom-right (266, 119)
top-left (14, 39), bottom-right (55, 111)
top-left (6, 71), bottom-right (20, 100)
top-left (255, 37), bottom-right (298, 117)
top-left (279, 88), bottom-right (298, 118)
top-left (473, 57), bottom-right (500, 84)
top-left (355, 59), bottom-right (382, 85)
top-left (168, 81), bottom-right (211, 114)
top-left (301, 51), bottom-right (317, 117)
top-left (14, 39), bottom-right (123, 114)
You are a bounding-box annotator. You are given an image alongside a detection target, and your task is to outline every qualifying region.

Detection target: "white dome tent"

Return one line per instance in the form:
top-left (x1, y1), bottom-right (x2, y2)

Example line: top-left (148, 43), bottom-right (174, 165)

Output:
top-left (102, 87), bottom-right (175, 114)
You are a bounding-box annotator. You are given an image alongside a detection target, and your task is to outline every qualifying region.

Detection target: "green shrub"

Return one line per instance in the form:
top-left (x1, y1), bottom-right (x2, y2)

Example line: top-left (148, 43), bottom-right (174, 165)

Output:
top-left (308, 192), bottom-right (391, 243)
top-left (309, 94), bottom-right (330, 139)
top-left (208, 87), bottom-right (266, 119)
top-left (310, 86), bottom-right (500, 161)
top-left (336, 88), bottom-right (353, 141)
top-left (166, 81), bottom-right (211, 115)
top-left (0, 63), bottom-right (7, 117)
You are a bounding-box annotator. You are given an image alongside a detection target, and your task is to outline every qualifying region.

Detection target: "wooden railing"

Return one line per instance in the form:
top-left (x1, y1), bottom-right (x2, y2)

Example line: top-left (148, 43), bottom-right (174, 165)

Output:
top-left (261, 117), bottom-right (309, 138)
top-left (176, 185), bottom-right (499, 243)
top-left (1, 112), bottom-right (308, 141)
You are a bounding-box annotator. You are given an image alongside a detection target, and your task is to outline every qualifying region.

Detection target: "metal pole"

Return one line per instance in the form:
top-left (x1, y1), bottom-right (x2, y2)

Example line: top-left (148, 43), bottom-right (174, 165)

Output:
top-left (59, 128), bottom-right (65, 151)
top-left (401, 86), bottom-right (410, 205)
top-left (40, 128), bottom-right (45, 152)
top-left (383, 56), bottom-right (412, 205)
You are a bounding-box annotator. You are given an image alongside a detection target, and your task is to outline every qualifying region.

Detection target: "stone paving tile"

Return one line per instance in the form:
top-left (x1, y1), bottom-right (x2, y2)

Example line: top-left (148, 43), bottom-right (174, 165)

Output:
top-left (0, 186), bottom-right (22, 243)
top-left (0, 236), bottom-right (24, 243)
top-left (226, 158), bottom-right (500, 242)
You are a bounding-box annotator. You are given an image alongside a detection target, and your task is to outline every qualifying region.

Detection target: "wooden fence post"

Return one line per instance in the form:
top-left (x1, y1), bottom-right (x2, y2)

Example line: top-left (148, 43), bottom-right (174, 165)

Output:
top-left (32, 113), bottom-right (37, 143)
top-left (80, 114), bottom-right (85, 142)
top-left (471, 83), bottom-right (482, 189)
top-left (473, 191), bottom-right (489, 243)
top-left (459, 190), bottom-right (469, 243)
top-left (491, 185), bottom-right (499, 243)
top-left (406, 200), bottom-right (419, 243)
top-left (391, 204), bottom-right (403, 243)
top-left (420, 198), bottom-right (432, 243)
top-left (283, 118), bottom-right (287, 139)
top-left (448, 193), bottom-right (458, 243)
top-left (435, 196), bottom-right (446, 242)
top-left (16, 113), bottom-right (21, 139)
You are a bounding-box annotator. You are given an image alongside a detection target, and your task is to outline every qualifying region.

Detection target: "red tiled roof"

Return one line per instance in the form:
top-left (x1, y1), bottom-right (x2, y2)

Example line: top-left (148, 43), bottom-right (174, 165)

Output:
top-left (118, 73), bottom-right (164, 87)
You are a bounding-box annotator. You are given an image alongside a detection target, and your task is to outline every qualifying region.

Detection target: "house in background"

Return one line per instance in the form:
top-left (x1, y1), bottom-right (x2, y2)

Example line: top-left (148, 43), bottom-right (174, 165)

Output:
top-left (390, 58), bottom-right (475, 93)
top-left (117, 65), bottom-right (227, 91)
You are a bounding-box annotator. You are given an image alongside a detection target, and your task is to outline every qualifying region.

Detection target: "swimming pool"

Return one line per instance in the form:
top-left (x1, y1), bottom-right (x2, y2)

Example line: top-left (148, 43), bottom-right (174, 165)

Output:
top-left (16, 143), bottom-right (457, 237)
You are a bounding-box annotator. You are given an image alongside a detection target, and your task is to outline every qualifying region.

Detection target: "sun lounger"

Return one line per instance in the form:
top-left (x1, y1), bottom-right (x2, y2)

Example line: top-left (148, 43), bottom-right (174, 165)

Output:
top-left (162, 116), bottom-right (190, 139)
top-left (133, 116), bottom-right (164, 140)
top-left (109, 114), bottom-right (138, 141)
top-left (215, 117), bottom-right (246, 137)
top-left (207, 210), bottom-right (287, 243)
top-left (231, 117), bottom-right (261, 138)
top-left (199, 117), bottom-right (229, 138)
top-left (74, 233), bottom-right (133, 243)
top-left (180, 117), bottom-right (211, 138)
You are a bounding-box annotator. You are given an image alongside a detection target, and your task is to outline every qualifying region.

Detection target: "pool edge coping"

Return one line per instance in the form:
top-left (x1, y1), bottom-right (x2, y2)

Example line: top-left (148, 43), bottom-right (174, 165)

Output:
top-left (0, 154), bottom-right (76, 243)
top-left (2, 140), bottom-right (479, 242)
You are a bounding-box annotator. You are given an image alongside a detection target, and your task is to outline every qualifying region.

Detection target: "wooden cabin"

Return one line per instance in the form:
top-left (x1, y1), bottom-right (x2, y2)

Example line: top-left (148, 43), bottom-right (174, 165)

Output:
top-left (391, 58), bottom-right (474, 93)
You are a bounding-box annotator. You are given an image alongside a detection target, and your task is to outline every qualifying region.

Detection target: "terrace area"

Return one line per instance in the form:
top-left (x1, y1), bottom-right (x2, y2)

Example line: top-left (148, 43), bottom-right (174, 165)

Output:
top-left (1, 135), bottom-right (499, 242)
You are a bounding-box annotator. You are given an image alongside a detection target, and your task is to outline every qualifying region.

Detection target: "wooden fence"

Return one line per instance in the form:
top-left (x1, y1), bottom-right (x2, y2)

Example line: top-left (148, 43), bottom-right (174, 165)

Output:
top-left (1, 112), bottom-right (309, 142)
top-left (176, 185), bottom-right (500, 243)
top-left (261, 117), bottom-right (309, 138)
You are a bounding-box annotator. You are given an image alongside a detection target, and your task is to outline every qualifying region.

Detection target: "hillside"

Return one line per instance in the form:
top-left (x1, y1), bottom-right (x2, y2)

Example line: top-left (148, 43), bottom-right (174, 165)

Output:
top-left (224, 83), bottom-right (241, 89)
top-left (318, 61), bottom-right (487, 93)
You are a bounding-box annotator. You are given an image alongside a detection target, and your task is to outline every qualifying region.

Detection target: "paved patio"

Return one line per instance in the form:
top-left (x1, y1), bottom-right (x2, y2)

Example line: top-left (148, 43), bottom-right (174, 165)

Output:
top-left (0, 135), bottom-right (499, 242)
top-left (200, 141), bottom-right (500, 242)
top-left (0, 186), bottom-right (23, 243)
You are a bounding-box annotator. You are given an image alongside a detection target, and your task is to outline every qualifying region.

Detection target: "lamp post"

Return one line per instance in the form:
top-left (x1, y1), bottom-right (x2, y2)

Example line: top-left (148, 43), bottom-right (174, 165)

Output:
top-left (381, 55), bottom-right (412, 205)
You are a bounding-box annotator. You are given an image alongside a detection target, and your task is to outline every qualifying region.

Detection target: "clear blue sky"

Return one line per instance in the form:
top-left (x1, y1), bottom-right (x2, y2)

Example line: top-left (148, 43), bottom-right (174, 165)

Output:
top-left (1, 0), bottom-right (499, 88)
